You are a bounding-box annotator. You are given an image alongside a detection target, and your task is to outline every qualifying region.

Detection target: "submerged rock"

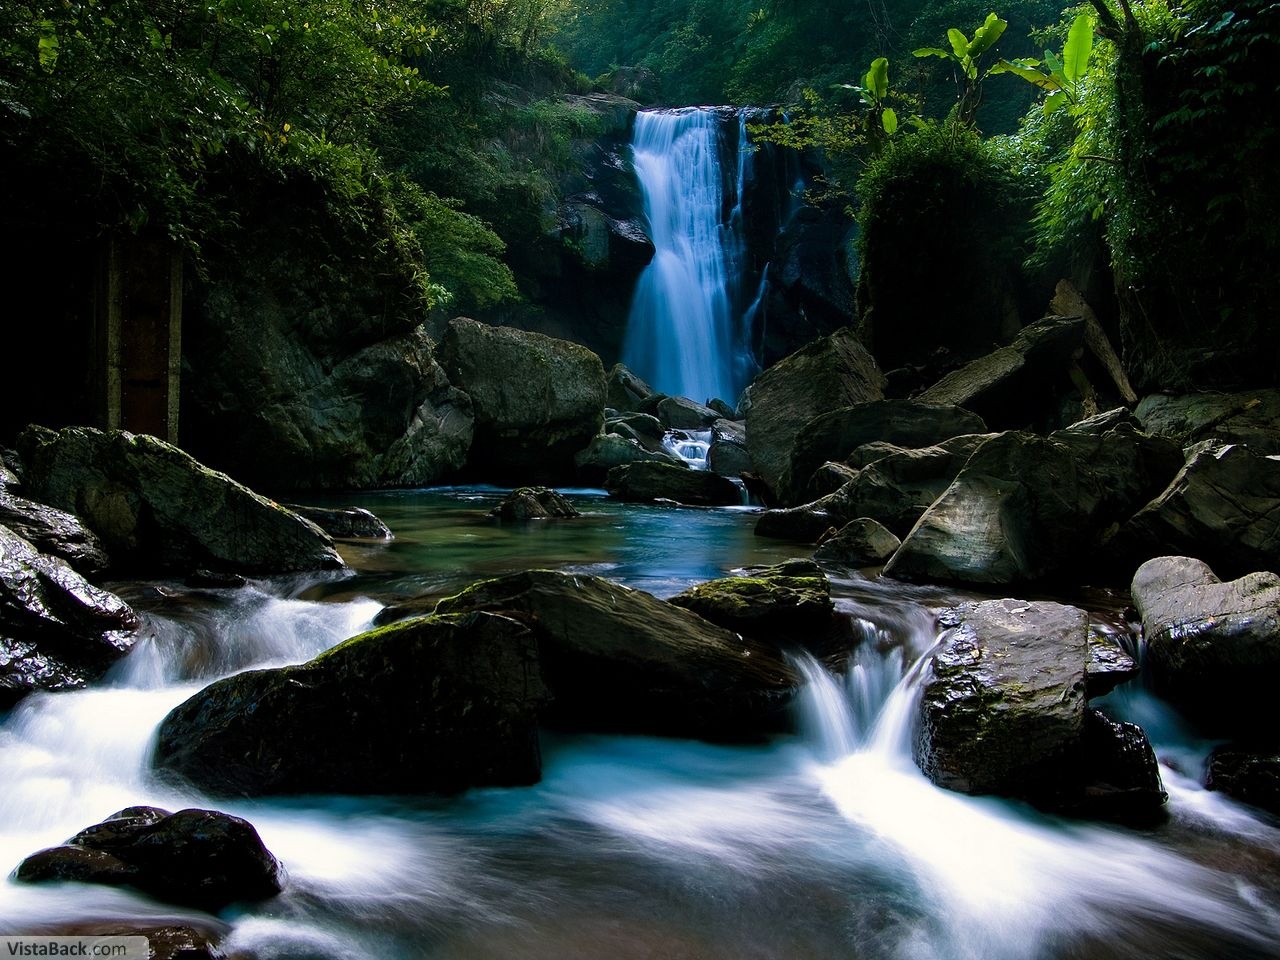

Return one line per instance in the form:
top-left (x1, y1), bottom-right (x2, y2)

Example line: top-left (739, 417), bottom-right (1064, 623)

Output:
top-left (914, 598), bottom-right (1164, 817)
top-left (1131, 556), bottom-right (1280, 732)
top-left (490, 487), bottom-right (581, 521)
top-left (15, 806), bottom-right (284, 912)
top-left (742, 328), bottom-right (885, 499)
top-left (0, 489), bottom-right (111, 576)
top-left (1, 524), bottom-right (140, 707)
top-left (436, 570), bottom-right (798, 740)
top-left (153, 612), bottom-right (548, 796)
top-left (438, 318), bottom-right (606, 485)
top-left (605, 461), bottom-right (742, 506)
top-left (777, 401), bottom-right (986, 506)
top-left (17, 426), bottom-right (344, 576)
top-left (668, 559), bottom-right (839, 653)
top-left (814, 518), bottom-right (901, 567)
top-left (1119, 443), bottom-right (1280, 578)
top-left (285, 504), bottom-right (392, 540)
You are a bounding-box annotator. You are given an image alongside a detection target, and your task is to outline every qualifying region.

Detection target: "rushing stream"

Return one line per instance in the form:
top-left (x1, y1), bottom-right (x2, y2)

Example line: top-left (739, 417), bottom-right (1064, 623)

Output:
top-left (2, 488), bottom-right (1278, 958)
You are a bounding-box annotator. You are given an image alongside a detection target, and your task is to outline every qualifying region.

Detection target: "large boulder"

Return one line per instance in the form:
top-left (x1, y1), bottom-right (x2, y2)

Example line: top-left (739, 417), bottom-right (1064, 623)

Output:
top-left (668, 559), bottom-right (840, 654)
top-left (915, 599), bottom-right (1164, 816)
top-left (656, 396), bottom-right (721, 430)
top-left (489, 487), bottom-right (580, 522)
top-left (435, 570), bottom-right (798, 739)
top-left (15, 806), bottom-right (283, 912)
top-left (605, 461), bottom-right (742, 507)
top-left (17, 426), bottom-right (344, 576)
top-left (152, 612), bottom-right (548, 796)
top-left (1, 524), bottom-right (140, 707)
top-left (284, 504), bottom-right (392, 540)
top-left (437, 318), bottom-right (606, 485)
top-left (814, 519), bottom-right (901, 567)
top-left (186, 316), bottom-right (474, 491)
top-left (1119, 443), bottom-right (1280, 578)
top-left (1136, 389), bottom-right (1280, 455)
top-left (1131, 556), bottom-right (1280, 732)
top-left (0, 490), bottom-right (111, 576)
top-left (885, 424), bottom-right (1182, 586)
top-left (1205, 746), bottom-right (1280, 815)
top-left (742, 328), bottom-right (885, 499)
top-left (605, 363), bottom-right (656, 414)
top-left (916, 315), bottom-right (1086, 430)
top-left (777, 401), bottom-right (986, 505)
top-left (707, 419), bottom-right (752, 478)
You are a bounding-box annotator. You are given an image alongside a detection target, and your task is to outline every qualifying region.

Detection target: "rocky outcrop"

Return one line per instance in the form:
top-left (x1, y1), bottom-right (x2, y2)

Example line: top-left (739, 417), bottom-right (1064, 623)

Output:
top-left (605, 461), bottom-right (742, 506)
top-left (285, 504), bottom-right (392, 540)
top-left (814, 519), bottom-right (901, 567)
top-left (1, 524), bottom-right (140, 707)
top-left (435, 570), bottom-right (798, 739)
top-left (1119, 443), bottom-right (1280, 578)
top-left (1131, 556), bottom-right (1280, 732)
top-left (575, 434), bottom-right (682, 485)
top-left (916, 316), bottom-right (1086, 430)
top-left (1205, 746), bottom-right (1280, 815)
top-left (0, 490), bottom-right (111, 576)
top-left (17, 426), bottom-right (344, 576)
top-left (1136, 389), bottom-right (1280, 455)
top-left (668, 559), bottom-right (839, 653)
top-left (742, 328), bottom-right (885, 499)
top-left (777, 401), bottom-right (986, 505)
top-left (885, 423), bottom-right (1182, 587)
top-left (915, 599), bottom-right (1164, 817)
top-left (489, 487), bottom-right (581, 521)
top-left (153, 612), bottom-right (548, 796)
top-left (15, 806), bottom-right (284, 912)
top-left (438, 318), bottom-right (606, 485)
top-left (754, 499), bottom-right (842, 543)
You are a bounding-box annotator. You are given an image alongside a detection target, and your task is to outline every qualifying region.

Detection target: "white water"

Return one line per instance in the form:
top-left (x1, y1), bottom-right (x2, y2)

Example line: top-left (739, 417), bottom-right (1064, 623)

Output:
top-left (1, 555), bottom-right (1278, 957)
top-left (622, 109), bottom-right (759, 407)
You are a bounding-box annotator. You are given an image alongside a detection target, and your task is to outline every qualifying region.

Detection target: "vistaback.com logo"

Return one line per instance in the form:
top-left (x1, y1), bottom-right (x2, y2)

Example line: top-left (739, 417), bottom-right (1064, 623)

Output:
top-left (0, 937), bottom-right (148, 959)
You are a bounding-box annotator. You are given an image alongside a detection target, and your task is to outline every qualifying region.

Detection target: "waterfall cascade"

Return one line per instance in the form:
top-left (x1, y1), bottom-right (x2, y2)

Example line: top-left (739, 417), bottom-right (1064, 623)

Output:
top-left (621, 108), bottom-right (763, 406)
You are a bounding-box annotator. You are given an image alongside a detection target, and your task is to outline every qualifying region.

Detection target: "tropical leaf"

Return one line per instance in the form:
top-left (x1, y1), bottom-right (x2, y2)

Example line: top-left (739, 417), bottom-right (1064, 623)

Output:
top-left (947, 28), bottom-right (969, 59)
top-left (991, 59), bottom-right (1060, 91)
top-left (865, 57), bottom-right (889, 101)
top-left (881, 107), bottom-right (898, 135)
top-left (913, 47), bottom-right (951, 59)
top-left (1063, 13), bottom-right (1094, 83)
top-left (967, 13), bottom-right (1007, 58)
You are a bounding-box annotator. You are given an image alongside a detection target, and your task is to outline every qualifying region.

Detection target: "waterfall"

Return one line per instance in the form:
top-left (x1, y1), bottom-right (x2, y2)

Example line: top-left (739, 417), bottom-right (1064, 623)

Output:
top-left (622, 108), bottom-right (759, 406)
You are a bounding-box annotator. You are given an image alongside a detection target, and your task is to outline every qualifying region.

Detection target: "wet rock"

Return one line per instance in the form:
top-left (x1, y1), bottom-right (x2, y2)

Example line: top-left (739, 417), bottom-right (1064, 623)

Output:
top-left (436, 570), bottom-right (798, 740)
top-left (185, 570), bottom-right (248, 590)
top-left (915, 599), bottom-right (1163, 816)
top-left (885, 424), bottom-right (1181, 587)
top-left (708, 398), bottom-right (737, 420)
top-left (1136, 390), bottom-right (1280, 455)
top-left (0, 449), bottom-right (19, 489)
top-left (605, 363), bottom-right (656, 414)
top-left (1131, 556), bottom-right (1280, 732)
top-left (153, 612), bottom-right (547, 796)
top-left (1, 524), bottom-right (140, 707)
top-left (489, 487), bottom-right (580, 521)
top-left (605, 461), bottom-right (742, 507)
top-left (755, 499), bottom-right (840, 543)
top-left (575, 434), bottom-right (683, 485)
top-left (916, 599), bottom-right (1090, 798)
top-left (284, 504), bottom-right (392, 540)
top-left (916, 316), bottom-right (1087, 430)
top-left (15, 806), bottom-right (284, 912)
top-left (604, 412), bottom-right (665, 447)
top-left (656, 396), bottom-right (721, 430)
top-left (1086, 627), bottom-right (1139, 698)
top-left (1119, 443), bottom-right (1280, 578)
top-left (558, 201), bottom-right (655, 272)
top-left (437, 318), bottom-right (606, 485)
top-left (707, 419), bottom-right (751, 478)
top-left (742, 328), bottom-right (885, 499)
top-left (0, 489), bottom-right (111, 576)
top-left (1205, 746), bottom-right (1280, 815)
top-left (17, 426), bottom-right (343, 576)
top-left (806, 462), bottom-right (859, 500)
top-left (668, 559), bottom-right (838, 653)
top-left (814, 519), bottom-right (901, 567)
top-left (1074, 709), bottom-right (1167, 823)
top-left (778, 401), bottom-right (986, 505)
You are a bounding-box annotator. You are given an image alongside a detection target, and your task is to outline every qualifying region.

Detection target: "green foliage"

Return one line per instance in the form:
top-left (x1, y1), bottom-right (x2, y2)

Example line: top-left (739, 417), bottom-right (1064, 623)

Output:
top-left (913, 12), bottom-right (1009, 123)
top-left (992, 12), bottom-right (1096, 113)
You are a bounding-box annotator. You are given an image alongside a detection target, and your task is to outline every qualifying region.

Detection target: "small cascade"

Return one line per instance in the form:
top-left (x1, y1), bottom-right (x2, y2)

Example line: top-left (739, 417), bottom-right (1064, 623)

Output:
top-left (661, 429), bottom-right (713, 470)
top-left (622, 108), bottom-right (762, 406)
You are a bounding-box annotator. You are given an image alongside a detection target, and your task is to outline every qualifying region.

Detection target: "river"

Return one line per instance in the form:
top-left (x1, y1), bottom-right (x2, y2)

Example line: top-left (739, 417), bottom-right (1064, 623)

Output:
top-left (1, 488), bottom-right (1277, 958)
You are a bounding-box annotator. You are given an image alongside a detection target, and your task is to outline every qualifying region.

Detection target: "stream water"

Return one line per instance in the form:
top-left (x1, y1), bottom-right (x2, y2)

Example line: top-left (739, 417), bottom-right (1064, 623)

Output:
top-left (2, 488), bottom-right (1278, 959)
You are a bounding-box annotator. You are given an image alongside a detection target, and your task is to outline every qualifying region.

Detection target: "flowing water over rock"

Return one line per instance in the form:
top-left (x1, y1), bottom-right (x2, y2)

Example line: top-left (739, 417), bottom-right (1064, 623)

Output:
top-left (622, 109), bottom-right (762, 406)
top-left (1, 489), bottom-right (1278, 958)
